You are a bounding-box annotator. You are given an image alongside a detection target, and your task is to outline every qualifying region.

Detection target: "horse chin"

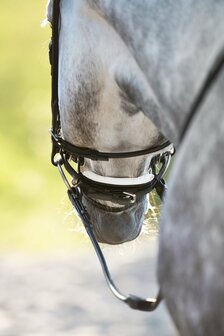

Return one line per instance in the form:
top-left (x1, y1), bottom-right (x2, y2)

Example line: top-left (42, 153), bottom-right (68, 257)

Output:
top-left (82, 195), bottom-right (148, 245)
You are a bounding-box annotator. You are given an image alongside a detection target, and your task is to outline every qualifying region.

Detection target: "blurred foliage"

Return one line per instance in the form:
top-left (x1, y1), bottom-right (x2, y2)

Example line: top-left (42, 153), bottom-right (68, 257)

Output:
top-left (0, 0), bottom-right (87, 253)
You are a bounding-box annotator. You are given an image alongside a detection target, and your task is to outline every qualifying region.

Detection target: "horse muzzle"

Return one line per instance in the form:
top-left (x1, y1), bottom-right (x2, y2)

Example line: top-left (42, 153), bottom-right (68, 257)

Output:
top-left (82, 194), bottom-right (147, 244)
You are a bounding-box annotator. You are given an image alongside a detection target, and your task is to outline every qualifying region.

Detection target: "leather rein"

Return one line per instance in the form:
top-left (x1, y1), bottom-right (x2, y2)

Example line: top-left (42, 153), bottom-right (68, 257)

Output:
top-left (49, 0), bottom-right (175, 312)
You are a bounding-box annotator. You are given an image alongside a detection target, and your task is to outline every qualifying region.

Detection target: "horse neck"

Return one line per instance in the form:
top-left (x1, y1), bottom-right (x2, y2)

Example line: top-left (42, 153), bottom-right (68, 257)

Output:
top-left (89, 0), bottom-right (224, 144)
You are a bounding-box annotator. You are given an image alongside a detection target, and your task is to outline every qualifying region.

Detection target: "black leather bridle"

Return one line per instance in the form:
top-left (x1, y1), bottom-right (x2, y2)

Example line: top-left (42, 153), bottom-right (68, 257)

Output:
top-left (49, 0), bottom-right (175, 312)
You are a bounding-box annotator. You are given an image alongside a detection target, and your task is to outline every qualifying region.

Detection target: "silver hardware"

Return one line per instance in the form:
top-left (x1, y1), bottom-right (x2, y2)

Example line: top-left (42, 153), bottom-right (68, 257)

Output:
top-left (56, 159), bottom-right (72, 190)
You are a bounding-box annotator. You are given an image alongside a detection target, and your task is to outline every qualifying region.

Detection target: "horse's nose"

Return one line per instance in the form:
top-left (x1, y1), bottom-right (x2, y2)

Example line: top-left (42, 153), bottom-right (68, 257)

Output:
top-left (83, 196), bottom-right (147, 245)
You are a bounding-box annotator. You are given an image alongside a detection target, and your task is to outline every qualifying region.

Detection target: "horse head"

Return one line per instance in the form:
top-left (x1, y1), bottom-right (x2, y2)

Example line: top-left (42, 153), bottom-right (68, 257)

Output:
top-left (47, 0), bottom-right (168, 245)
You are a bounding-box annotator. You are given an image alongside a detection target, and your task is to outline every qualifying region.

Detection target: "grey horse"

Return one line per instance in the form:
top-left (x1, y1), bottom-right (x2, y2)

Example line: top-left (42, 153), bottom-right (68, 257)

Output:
top-left (46, 1), bottom-right (224, 335)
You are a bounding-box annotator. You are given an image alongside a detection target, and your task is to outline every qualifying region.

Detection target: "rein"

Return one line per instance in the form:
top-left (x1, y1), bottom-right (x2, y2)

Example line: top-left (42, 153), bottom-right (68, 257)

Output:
top-left (49, 0), bottom-right (174, 312)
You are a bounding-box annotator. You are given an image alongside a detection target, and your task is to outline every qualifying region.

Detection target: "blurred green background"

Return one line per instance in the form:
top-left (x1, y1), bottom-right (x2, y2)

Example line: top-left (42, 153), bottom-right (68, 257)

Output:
top-left (0, 0), bottom-right (87, 253)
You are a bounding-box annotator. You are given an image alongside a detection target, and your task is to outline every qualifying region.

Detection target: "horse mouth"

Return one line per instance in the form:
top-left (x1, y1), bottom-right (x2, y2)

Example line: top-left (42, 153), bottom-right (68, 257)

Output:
top-left (82, 194), bottom-right (147, 245)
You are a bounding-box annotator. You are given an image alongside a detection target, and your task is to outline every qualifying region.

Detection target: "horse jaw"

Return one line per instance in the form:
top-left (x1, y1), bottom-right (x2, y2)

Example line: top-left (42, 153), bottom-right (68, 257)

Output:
top-left (82, 195), bottom-right (148, 245)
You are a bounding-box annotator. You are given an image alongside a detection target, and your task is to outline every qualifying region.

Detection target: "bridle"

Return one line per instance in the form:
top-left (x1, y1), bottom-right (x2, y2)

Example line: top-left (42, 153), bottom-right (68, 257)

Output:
top-left (49, 0), bottom-right (175, 312)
